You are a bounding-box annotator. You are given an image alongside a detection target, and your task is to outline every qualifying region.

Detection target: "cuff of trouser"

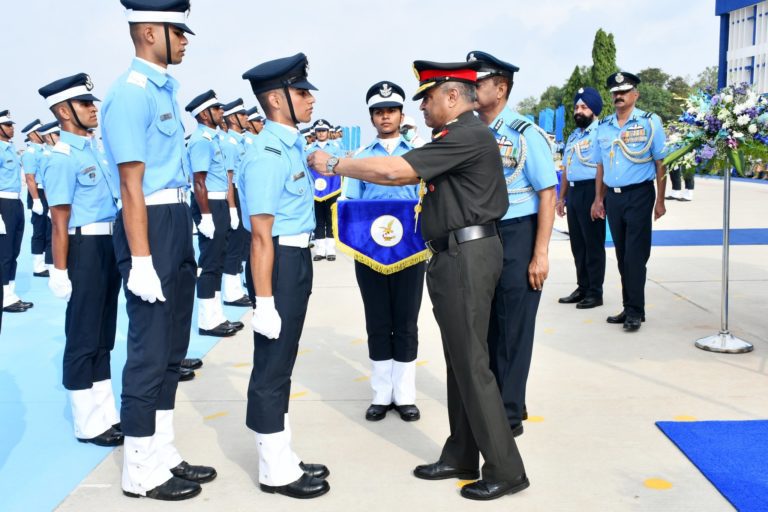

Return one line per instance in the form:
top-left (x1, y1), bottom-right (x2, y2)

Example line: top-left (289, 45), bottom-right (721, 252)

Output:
top-left (254, 431), bottom-right (303, 486)
top-left (122, 435), bottom-right (174, 495)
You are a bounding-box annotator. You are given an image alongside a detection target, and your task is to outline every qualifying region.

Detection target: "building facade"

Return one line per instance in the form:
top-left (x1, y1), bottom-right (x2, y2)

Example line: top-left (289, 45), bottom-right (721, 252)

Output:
top-left (717, 0), bottom-right (768, 92)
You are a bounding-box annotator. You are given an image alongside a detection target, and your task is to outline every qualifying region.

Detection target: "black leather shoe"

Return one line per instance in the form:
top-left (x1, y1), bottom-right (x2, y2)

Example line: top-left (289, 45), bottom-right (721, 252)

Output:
top-left (394, 404), bottom-right (420, 421)
top-left (365, 403), bottom-right (393, 421)
top-left (413, 460), bottom-right (479, 481)
top-left (522, 404), bottom-right (528, 421)
top-left (179, 367), bottom-right (196, 382)
top-left (460, 475), bottom-right (530, 501)
top-left (77, 426), bottom-right (124, 447)
top-left (607, 312), bottom-right (645, 324)
top-left (558, 290), bottom-right (584, 304)
top-left (123, 476), bottom-right (202, 501)
top-left (181, 358), bottom-right (203, 370)
top-left (199, 322), bottom-right (237, 337)
top-left (112, 422), bottom-right (121, 432)
top-left (326, 254), bottom-right (336, 261)
top-left (3, 301), bottom-right (29, 313)
top-left (225, 320), bottom-right (244, 331)
top-left (224, 295), bottom-right (252, 307)
top-left (511, 423), bottom-right (524, 437)
top-left (33, 270), bottom-right (50, 277)
top-left (313, 255), bottom-right (325, 261)
top-left (623, 317), bottom-right (642, 332)
top-left (300, 462), bottom-right (329, 479)
top-left (576, 297), bottom-right (603, 309)
top-left (260, 472), bottom-right (330, 499)
top-left (170, 461), bottom-right (217, 484)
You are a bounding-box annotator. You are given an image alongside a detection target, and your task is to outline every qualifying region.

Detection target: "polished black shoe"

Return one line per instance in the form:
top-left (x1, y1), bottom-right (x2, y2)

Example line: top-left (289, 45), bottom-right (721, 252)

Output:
top-left (33, 270), bottom-right (50, 277)
top-left (365, 403), bottom-right (393, 421)
top-left (394, 404), bottom-right (420, 422)
top-left (225, 320), bottom-right (244, 331)
top-left (112, 422), bottom-right (121, 432)
top-left (522, 404), bottom-right (528, 421)
top-left (326, 254), bottom-right (336, 261)
top-left (224, 295), bottom-right (252, 307)
top-left (123, 476), bottom-right (202, 501)
top-left (511, 423), bottom-right (524, 437)
top-left (199, 322), bottom-right (237, 337)
top-left (606, 311), bottom-right (645, 324)
top-left (181, 358), bottom-right (203, 370)
top-left (460, 475), bottom-right (530, 501)
top-left (312, 255), bottom-right (325, 261)
top-left (3, 301), bottom-right (29, 313)
top-left (558, 290), bottom-right (584, 304)
top-left (576, 297), bottom-right (603, 309)
top-left (260, 472), bottom-right (330, 499)
top-left (170, 461), bottom-right (217, 484)
top-left (179, 367), bottom-right (196, 382)
top-left (623, 317), bottom-right (642, 332)
top-left (413, 460), bottom-right (479, 481)
top-left (300, 462), bottom-right (329, 479)
top-left (77, 426), bottom-right (124, 447)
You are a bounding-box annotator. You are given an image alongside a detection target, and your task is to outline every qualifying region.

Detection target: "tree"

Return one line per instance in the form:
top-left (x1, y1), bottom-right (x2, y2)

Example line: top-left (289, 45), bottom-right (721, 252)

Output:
top-left (537, 85), bottom-right (565, 111)
top-left (561, 66), bottom-right (586, 137)
top-left (516, 96), bottom-right (538, 116)
top-left (636, 83), bottom-right (678, 122)
top-left (637, 67), bottom-right (671, 88)
top-left (667, 76), bottom-right (692, 99)
top-left (693, 66), bottom-right (718, 91)
top-left (589, 28), bottom-right (619, 117)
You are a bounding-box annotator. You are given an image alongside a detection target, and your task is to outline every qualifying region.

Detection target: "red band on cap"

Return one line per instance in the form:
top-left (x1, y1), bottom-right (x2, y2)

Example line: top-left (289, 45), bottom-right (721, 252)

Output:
top-left (418, 69), bottom-right (477, 82)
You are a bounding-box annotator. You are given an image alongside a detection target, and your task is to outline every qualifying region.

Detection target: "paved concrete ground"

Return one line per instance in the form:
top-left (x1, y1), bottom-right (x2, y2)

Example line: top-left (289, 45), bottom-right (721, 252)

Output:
top-left (57, 178), bottom-right (768, 511)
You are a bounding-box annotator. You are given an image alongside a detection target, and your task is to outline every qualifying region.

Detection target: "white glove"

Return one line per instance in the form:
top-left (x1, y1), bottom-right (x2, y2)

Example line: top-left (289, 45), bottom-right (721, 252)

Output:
top-left (229, 207), bottom-right (240, 230)
top-left (0, 214), bottom-right (6, 235)
top-left (47, 209), bottom-right (51, 219)
top-left (32, 198), bottom-right (44, 215)
top-left (198, 213), bottom-right (215, 239)
top-left (252, 296), bottom-right (282, 339)
top-left (127, 255), bottom-right (166, 303)
top-left (48, 268), bottom-right (72, 301)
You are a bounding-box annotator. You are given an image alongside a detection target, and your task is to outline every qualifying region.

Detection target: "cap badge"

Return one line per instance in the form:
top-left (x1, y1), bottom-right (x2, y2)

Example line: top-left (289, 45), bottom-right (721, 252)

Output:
top-left (578, 88), bottom-right (584, 94)
top-left (85, 75), bottom-right (94, 91)
top-left (616, 73), bottom-right (624, 84)
top-left (380, 84), bottom-right (393, 97)
top-left (467, 53), bottom-right (477, 62)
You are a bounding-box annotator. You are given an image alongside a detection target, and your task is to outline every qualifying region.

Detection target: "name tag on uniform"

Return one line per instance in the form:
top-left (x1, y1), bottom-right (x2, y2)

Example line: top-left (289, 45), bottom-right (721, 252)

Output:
top-left (81, 166), bottom-right (96, 174)
top-left (159, 113), bottom-right (173, 121)
top-left (292, 171), bottom-right (305, 182)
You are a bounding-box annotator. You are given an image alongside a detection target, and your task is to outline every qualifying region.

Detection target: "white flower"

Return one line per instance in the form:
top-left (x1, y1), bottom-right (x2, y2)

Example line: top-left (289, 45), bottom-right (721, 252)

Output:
top-left (748, 124), bottom-right (758, 134)
top-left (722, 121), bottom-right (731, 129)
top-left (696, 113), bottom-right (706, 122)
top-left (687, 107), bottom-right (697, 114)
top-left (733, 131), bottom-right (745, 139)
top-left (668, 133), bottom-right (682, 144)
top-left (718, 109), bottom-right (730, 120)
top-left (737, 114), bottom-right (751, 126)
top-left (734, 104), bottom-right (746, 115)
top-left (723, 94), bottom-right (733, 104)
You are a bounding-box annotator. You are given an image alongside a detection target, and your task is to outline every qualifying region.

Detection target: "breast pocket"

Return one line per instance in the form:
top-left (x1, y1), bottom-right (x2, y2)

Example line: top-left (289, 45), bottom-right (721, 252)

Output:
top-left (285, 176), bottom-right (307, 196)
top-left (77, 167), bottom-right (103, 186)
top-left (155, 113), bottom-right (178, 137)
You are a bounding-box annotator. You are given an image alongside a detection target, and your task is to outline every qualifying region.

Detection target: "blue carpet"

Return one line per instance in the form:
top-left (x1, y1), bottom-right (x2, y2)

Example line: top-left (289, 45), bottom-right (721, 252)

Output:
top-left (0, 228), bottom-right (242, 511)
top-left (656, 420), bottom-right (768, 512)
top-left (605, 228), bottom-right (768, 248)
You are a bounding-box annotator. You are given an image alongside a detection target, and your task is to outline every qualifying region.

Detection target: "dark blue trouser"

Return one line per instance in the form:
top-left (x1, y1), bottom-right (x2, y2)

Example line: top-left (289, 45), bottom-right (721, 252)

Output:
top-left (0, 197), bottom-right (24, 285)
top-left (63, 233), bottom-right (121, 390)
top-left (224, 186), bottom-right (248, 276)
top-left (566, 179), bottom-right (606, 299)
top-left (27, 189), bottom-right (52, 263)
top-left (313, 197), bottom-right (336, 239)
top-left (113, 203), bottom-right (196, 437)
top-left (195, 199), bottom-right (230, 299)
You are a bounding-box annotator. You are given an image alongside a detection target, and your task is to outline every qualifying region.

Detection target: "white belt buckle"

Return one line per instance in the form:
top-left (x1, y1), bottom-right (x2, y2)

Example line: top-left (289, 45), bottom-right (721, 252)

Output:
top-left (177, 187), bottom-right (185, 203)
top-left (569, 181), bottom-right (574, 187)
top-left (613, 187), bottom-right (621, 194)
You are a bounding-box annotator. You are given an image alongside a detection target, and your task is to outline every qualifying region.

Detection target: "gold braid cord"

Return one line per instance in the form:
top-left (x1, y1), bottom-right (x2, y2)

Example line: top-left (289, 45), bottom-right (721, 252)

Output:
top-left (507, 133), bottom-right (534, 204)
top-left (609, 120), bottom-right (655, 165)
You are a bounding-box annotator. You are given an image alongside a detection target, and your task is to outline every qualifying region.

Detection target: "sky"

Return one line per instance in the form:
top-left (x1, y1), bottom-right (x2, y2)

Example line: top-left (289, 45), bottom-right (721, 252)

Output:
top-left (1, 0), bottom-right (720, 144)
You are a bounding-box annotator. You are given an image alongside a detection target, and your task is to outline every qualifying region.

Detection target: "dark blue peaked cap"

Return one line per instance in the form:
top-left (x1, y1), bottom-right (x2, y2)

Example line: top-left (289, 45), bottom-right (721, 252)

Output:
top-left (38, 121), bottom-right (60, 135)
top-left (466, 50), bottom-right (520, 78)
top-left (0, 110), bottom-right (14, 125)
top-left (222, 99), bottom-right (246, 116)
top-left (185, 90), bottom-right (223, 116)
top-left (242, 53), bottom-right (317, 95)
top-left (121, 0), bottom-right (194, 34)
top-left (366, 81), bottom-right (405, 109)
top-left (38, 73), bottom-right (99, 107)
top-left (21, 119), bottom-right (42, 134)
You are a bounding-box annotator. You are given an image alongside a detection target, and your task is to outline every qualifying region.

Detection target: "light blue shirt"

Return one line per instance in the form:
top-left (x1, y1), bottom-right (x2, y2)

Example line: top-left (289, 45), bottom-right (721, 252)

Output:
top-left (0, 140), bottom-right (21, 193)
top-left (237, 120), bottom-right (315, 236)
top-left (188, 124), bottom-right (228, 193)
top-left (563, 120), bottom-right (600, 182)
top-left (242, 130), bottom-right (258, 151)
top-left (305, 139), bottom-right (343, 157)
top-left (488, 106), bottom-right (558, 220)
top-left (21, 142), bottom-right (44, 182)
top-left (596, 107), bottom-right (666, 188)
top-left (101, 58), bottom-right (190, 197)
top-left (220, 129), bottom-right (246, 184)
top-left (344, 137), bottom-right (418, 200)
top-left (45, 130), bottom-right (118, 228)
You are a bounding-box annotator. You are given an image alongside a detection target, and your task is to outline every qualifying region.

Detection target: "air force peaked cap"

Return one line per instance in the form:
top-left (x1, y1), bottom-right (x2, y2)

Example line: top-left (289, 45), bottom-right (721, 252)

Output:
top-left (242, 53), bottom-right (317, 95)
top-left (121, 0), bottom-right (195, 35)
top-left (411, 60), bottom-right (482, 101)
top-left (246, 106), bottom-right (263, 122)
top-left (21, 119), bottom-right (42, 134)
top-left (606, 71), bottom-right (640, 93)
top-left (313, 119), bottom-right (332, 131)
top-left (0, 110), bottom-right (14, 125)
top-left (466, 50), bottom-right (519, 80)
top-left (366, 81), bottom-right (405, 109)
top-left (222, 98), bottom-right (246, 117)
top-left (38, 73), bottom-right (99, 108)
top-left (185, 90), bottom-right (223, 117)
top-left (38, 121), bottom-right (60, 135)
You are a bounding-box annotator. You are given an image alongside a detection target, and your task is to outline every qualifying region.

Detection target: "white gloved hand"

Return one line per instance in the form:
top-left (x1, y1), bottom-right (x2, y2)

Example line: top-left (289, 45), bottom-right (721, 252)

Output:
top-left (229, 207), bottom-right (240, 230)
top-left (48, 268), bottom-right (72, 301)
top-left (32, 198), bottom-right (44, 215)
top-left (127, 255), bottom-right (166, 303)
top-left (198, 213), bottom-right (215, 239)
top-left (0, 214), bottom-right (6, 235)
top-left (252, 296), bottom-right (282, 339)
top-left (47, 209), bottom-right (51, 219)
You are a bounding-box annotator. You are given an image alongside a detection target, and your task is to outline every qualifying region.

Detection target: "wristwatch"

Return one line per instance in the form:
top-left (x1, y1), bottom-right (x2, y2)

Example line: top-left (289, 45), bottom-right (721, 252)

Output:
top-left (327, 156), bottom-right (340, 175)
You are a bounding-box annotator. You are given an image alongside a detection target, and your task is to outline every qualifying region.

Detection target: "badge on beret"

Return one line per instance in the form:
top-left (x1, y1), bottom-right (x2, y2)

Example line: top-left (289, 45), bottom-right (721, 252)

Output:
top-left (578, 87), bottom-right (584, 94)
top-left (467, 53), bottom-right (476, 62)
top-left (380, 83), bottom-right (392, 97)
top-left (616, 73), bottom-right (624, 84)
top-left (85, 75), bottom-right (94, 91)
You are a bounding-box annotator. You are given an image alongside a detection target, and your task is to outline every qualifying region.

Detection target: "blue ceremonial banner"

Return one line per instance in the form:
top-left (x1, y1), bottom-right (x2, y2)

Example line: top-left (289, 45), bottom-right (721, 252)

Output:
top-left (333, 199), bottom-right (431, 274)
top-left (310, 168), bottom-right (341, 201)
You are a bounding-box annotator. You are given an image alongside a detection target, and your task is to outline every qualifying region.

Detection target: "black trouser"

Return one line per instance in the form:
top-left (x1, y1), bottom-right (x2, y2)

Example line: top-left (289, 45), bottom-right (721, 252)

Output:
top-left (224, 187), bottom-right (248, 276)
top-left (669, 169), bottom-right (694, 191)
top-left (246, 240), bottom-right (312, 434)
top-left (566, 180), bottom-right (606, 299)
top-left (428, 234), bottom-right (525, 482)
top-left (313, 197), bottom-right (337, 239)
top-left (354, 261), bottom-right (425, 363)
top-left (114, 203), bottom-right (196, 437)
top-left (27, 189), bottom-right (52, 263)
top-left (63, 233), bottom-right (121, 390)
top-left (605, 181), bottom-right (655, 318)
top-left (0, 196), bottom-right (24, 285)
top-left (194, 199), bottom-right (230, 299)
top-left (487, 215), bottom-right (542, 428)
top-left (244, 253), bottom-right (255, 305)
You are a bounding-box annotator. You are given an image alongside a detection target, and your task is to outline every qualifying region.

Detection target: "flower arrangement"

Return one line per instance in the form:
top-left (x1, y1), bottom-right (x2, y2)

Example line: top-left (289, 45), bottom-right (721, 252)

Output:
top-left (664, 82), bottom-right (768, 176)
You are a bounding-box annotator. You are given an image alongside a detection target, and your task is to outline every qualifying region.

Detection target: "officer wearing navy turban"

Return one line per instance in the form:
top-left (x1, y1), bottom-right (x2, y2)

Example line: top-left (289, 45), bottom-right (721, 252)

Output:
top-left (556, 87), bottom-right (606, 310)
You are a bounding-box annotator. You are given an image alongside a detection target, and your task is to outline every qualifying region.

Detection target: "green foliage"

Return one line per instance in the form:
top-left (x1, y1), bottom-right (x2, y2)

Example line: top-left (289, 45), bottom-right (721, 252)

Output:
top-left (538, 85), bottom-right (566, 111)
top-left (561, 66), bottom-right (585, 138)
top-left (516, 96), bottom-right (538, 116)
top-left (693, 66), bottom-right (718, 91)
top-left (636, 83), bottom-right (679, 123)
top-left (589, 29), bottom-right (618, 117)
top-left (637, 68), bottom-right (670, 88)
top-left (667, 76), bottom-right (692, 99)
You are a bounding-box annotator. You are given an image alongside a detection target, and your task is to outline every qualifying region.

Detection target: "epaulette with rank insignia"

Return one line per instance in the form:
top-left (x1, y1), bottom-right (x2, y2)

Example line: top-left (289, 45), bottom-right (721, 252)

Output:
top-left (201, 131), bottom-right (213, 141)
top-left (264, 146), bottom-right (281, 156)
top-left (599, 117), bottom-right (611, 125)
top-left (126, 70), bottom-right (148, 89)
top-left (52, 141), bottom-right (71, 156)
top-left (642, 112), bottom-right (653, 119)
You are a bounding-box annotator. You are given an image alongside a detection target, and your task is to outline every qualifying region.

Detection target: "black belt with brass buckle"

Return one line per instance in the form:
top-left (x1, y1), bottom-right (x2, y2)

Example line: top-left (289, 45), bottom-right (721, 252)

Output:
top-left (426, 223), bottom-right (499, 253)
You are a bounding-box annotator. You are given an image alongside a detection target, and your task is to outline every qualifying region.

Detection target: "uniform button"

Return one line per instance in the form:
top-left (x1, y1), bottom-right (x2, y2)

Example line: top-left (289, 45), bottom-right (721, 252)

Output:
top-left (299, 188), bottom-right (304, 194)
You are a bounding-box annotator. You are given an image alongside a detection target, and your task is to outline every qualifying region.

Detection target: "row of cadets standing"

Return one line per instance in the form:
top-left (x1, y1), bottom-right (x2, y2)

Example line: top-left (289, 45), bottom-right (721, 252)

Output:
top-left (37, 72), bottom-right (124, 448)
top-left (343, 81), bottom-right (424, 422)
top-left (240, 106), bottom-right (264, 306)
top-left (20, 118), bottom-right (53, 277)
top-left (305, 118), bottom-right (343, 261)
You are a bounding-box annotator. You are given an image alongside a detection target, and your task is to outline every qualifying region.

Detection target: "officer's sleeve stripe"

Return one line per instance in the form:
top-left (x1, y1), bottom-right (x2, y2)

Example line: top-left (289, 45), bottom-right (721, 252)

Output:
top-left (264, 147), bottom-right (281, 156)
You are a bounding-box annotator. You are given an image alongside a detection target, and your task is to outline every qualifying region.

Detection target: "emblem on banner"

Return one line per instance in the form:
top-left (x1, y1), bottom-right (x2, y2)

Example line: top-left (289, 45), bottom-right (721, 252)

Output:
top-left (315, 177), bottom-right (328, 191)
top-left (370, 215), bottom-right (403, 247)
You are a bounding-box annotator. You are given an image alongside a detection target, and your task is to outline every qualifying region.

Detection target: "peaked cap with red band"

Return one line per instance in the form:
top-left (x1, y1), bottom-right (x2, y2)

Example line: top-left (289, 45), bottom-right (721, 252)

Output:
top-left (411, 59), bottom-right (483, 101)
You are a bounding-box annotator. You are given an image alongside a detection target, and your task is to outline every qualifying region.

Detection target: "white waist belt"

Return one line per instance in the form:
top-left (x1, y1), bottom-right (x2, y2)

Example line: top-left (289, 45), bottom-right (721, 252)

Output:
top-left (144, 187), bottom-right (187, 206)
top-left (37, 184), bottom-right (44, 190)
top-left (278, 233), bottom-right (311, 248)
top-left (208, 191), bottom-right (227, 200)
top-left (0, 191), bottom-right (20, 199)
top-left (68, 222), bottom-right (114, 235)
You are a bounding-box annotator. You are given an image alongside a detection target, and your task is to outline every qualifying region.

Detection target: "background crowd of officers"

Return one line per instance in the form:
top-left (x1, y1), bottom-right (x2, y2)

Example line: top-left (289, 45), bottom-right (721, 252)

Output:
top-left (0, 0), bottom-right (669, 503)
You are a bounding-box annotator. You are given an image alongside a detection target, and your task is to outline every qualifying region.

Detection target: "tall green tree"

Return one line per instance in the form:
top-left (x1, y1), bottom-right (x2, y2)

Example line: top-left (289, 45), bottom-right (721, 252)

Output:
top-left (636, 83), bottom-right (677, 122)
top-left (693, 66), bottom-right (718, 91)
top-left (637, 67), bottom-right (671, 88)
top-left (667, 76), bottom-right (692, 99)
top-left (561, 66), bottom-right (585, 137)
top-left (537, 85), bottom-right (566, 111)
top-left (516, 96), bottom-right (538, 116)
top-left (589, 28), bottom-right (619, 117)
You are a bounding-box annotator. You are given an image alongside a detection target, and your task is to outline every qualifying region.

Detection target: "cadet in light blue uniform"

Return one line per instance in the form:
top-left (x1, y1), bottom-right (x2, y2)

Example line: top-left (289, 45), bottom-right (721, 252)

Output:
top-left (21, 119), bottom-right (53, 276)
top-left (185, 90), bottom-right (241, 338)
top-left (593, 71), bottom-right (667, 332)
top-left (101, 0), bottom-right (214, 501)
top-left (35, 122), bottom-right (60, 188)
top-left (239, 53), bottom-right (330, 500)
top-left (305, 118), bottom-right (343, 261)
top-left (470, 50), bottom-right (557, 436)
top-left (556, 87), bottom-right (606, 309)
top-left (0, 109), bottom-right (33, 314)
top-left (39, 73), bottom-right (123, 448)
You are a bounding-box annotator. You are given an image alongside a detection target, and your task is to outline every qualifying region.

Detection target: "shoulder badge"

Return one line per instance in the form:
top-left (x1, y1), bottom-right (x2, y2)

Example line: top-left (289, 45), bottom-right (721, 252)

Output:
top-left (508, 119), bottom-right (532, 134)
top-left (492, 118), bottom-right (504, 131)
top-left (264, 146), bottom-right (281, 156)
top-left (228, 136), bottom-right (237, 145)
top-left (25, 146), bottom-right (36, 154)
top-left (52, 141), bottom-right (71, 156)
top-left (599, 117), bottom-right (611, 125)
top-left (126, 70), bottom-right (148, 89)
top-left (642, 112), bottom-right (653, 119)
top-left (202, 131), bottom-right (213, 141)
